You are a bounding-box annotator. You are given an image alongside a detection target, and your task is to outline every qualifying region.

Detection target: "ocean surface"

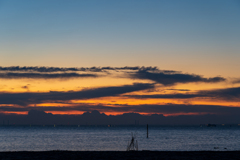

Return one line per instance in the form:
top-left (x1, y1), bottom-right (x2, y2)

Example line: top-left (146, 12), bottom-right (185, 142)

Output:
top-left (0, 125), bottom-right (240, 151)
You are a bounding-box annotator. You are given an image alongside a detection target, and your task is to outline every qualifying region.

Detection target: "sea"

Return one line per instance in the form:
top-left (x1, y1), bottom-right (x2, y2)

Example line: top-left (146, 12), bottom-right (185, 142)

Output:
top-left (0, 125), bottom-right (240, 151)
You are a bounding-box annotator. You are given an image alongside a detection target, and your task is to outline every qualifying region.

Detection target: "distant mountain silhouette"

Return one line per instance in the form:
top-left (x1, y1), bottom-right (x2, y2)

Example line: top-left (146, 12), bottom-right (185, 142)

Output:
top-left (0, 110), bottom-right (240, 125)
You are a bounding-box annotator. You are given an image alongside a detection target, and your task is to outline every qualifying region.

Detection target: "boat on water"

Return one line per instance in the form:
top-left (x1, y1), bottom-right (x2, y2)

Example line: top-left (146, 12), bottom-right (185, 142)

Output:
top-left (207, 124), bottom-right (216, 127)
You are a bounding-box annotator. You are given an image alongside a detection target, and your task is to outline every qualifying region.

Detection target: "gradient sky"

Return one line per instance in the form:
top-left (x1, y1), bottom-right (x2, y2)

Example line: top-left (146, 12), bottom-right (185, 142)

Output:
top-left (0, 0), bottom-right (240, 117)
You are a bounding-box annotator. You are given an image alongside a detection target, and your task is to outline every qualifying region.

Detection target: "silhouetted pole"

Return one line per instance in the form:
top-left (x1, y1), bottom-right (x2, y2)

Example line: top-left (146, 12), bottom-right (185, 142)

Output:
top-left (147, 124), bottom-right (148, 138)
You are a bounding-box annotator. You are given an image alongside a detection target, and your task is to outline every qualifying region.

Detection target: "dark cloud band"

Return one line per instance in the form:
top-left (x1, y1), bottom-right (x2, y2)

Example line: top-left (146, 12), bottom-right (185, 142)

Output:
top-left (130, 70), bottom-right (225, 85)
top-left (0, 83), bottom-right (154, 105)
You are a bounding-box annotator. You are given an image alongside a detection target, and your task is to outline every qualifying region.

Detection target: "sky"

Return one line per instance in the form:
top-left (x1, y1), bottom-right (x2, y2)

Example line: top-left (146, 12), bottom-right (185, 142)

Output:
top-left (0, 0), bottom-right (240, 121)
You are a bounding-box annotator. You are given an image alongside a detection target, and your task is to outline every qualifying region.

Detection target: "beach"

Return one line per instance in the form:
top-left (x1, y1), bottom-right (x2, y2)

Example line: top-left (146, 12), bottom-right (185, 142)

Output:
top-left (0, 151), bottom-right (240, 160)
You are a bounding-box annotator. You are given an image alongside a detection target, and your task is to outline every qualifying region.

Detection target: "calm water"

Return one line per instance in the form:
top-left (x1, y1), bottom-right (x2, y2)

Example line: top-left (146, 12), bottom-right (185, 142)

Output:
top-left (0, 125), bottom-right (240, 151)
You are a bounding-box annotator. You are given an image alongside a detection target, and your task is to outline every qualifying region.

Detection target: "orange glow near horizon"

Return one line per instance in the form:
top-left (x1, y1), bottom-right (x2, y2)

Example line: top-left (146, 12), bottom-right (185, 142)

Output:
top-left (162, 112), bottom-right (212, 117)
top-left (45, 110), bottom-right (85, 115)
top-left (0, 110), bottom-right (220, 117)
top-left (0, 111), bottom-right (28, 115)
top-left (70, 97), bottom-right (240, 107)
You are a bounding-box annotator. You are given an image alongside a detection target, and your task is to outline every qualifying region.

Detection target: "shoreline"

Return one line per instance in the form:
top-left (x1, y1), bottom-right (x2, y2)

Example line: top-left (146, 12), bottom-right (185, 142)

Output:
top-left (0, 151), bottom-right (240, 160)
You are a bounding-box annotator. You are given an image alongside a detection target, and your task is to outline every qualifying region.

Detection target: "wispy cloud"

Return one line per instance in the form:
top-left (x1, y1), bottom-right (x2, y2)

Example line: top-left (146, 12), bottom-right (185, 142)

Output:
top-left (126, 94), bottom-right (201, 99)
top-left (199, 87), bottom-right (240, 101)
top-left (125, 87), bottom-right (240, 101)
top-left (0, 66), bottom-right (159, 80)
top-left (0, 66), bottom-right (158, 72)
top-left (232, 79), bottom-right (240, 84)
top-left (0, 72), bottom-right (98, 79)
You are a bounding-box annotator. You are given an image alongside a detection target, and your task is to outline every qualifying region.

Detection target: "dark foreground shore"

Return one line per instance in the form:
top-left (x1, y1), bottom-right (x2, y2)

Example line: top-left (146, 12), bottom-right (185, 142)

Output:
top-left (0, 151), bottom-right (240, 160)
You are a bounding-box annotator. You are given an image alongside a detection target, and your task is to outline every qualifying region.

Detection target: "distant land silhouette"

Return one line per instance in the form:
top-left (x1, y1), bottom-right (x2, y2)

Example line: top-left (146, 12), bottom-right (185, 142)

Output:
top-left (1, 110), bottom-right (240, 125)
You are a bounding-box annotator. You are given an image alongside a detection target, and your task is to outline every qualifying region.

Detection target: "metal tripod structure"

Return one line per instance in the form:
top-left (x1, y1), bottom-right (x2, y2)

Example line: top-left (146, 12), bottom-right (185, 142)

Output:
top-left (126, 132), bottom-right (138, 151)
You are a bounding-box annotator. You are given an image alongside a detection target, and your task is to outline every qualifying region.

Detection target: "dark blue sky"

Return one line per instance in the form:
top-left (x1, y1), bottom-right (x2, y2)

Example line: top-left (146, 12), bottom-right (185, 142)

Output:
top-left (0, 0), bottom-right (239, 76)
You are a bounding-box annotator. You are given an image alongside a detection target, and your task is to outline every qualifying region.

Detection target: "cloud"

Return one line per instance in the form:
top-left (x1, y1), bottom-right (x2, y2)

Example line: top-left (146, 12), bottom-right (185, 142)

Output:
top-left (199, 87), bottom-right (240, 101)
top-left (0, 72), bottom-right (98, 79)
top-left (126, 87), bottom-right (240, 101)
top-left (0, 66), bottom-right (160, 80)
top-left (0, 66), bottom-right (227, 84)
top-left (126, 94), bottom-right (201, 99)
top-left (21, 85), bottom-right (29, 90)
top-left (167, 89), bottom-right (191, 91)
top-left (125, 104), bottom-right (232, 115)
top-left (130, 70), bottom-right (225, 85)
top-left (232, 79), bottom-right (240, 84)
top-left (0, 66), bottom-right (82, 72)
top-left (0, 66), bottom-right (159, 73)
top-left (0, 83), bottom-right (154, 105)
